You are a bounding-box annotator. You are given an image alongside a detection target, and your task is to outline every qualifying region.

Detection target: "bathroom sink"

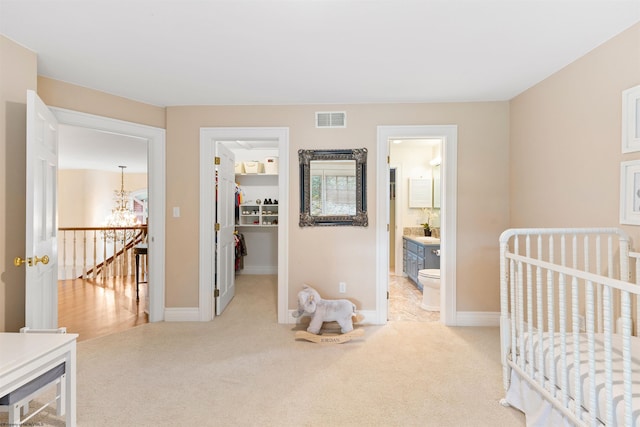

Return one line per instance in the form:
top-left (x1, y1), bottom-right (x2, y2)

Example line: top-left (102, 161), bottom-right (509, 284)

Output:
top-left (410, 236), bottom-right (440, 244)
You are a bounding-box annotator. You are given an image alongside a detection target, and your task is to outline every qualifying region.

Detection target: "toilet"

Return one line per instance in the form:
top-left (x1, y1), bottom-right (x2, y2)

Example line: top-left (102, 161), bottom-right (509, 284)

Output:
top-left (418, 269), bottom-right (441, 311)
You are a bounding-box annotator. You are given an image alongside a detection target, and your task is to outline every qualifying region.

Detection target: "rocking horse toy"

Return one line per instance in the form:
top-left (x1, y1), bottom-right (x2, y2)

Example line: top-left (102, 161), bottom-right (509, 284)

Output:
top-left (292, 284), bottom-right (364, 344)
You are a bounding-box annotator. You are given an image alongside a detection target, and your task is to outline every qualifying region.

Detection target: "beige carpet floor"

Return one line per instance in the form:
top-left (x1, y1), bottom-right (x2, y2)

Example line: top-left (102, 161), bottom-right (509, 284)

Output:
top-left (2, 275), bottom-right (525, 426)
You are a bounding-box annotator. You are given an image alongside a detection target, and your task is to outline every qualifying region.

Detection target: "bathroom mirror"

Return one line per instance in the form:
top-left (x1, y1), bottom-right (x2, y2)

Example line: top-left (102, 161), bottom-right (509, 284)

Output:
top-left (299, 148), bottom-right (368, 226)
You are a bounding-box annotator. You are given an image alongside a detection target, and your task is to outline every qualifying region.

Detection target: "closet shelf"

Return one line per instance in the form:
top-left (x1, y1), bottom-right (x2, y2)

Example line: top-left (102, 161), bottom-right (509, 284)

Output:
top-left (239, 203), bottom-right (279, 226)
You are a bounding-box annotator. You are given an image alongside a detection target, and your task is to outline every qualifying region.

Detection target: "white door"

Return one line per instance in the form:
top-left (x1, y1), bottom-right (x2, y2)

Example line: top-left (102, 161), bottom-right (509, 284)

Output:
top-left (215, 143), bottom-right (236, 315)
top-left (24, 90), bottom-right (59, 328)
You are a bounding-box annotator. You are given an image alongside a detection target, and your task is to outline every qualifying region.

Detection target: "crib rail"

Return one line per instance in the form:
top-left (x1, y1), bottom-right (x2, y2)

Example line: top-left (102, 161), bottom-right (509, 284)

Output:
top-left (499, 228), bottom-right (637, 427)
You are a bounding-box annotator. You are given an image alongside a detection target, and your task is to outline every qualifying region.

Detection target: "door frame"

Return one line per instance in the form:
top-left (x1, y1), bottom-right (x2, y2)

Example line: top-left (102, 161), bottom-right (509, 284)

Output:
top-left (376, 125), bottom-right (457, 325)
top-left (51, 107), bottom-right (166, 322)
top-left (391, 164), bottom-right (403, 277)
top-left (199, 127), bottom-right (289, 322)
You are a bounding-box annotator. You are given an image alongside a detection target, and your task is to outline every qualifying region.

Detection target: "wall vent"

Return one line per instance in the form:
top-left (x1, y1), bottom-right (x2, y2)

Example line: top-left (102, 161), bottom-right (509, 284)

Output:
top-left (316, 111), bottom-right (346, 128)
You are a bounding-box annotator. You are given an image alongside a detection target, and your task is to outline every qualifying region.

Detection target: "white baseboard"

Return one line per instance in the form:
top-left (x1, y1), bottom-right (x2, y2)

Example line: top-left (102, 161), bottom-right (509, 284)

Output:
top-left (286, 309), bottom-right (379, 325)
top-left (163, 307), bottom-right (499, 326)
top-left (164, 307), bottom-right (200, 322)
top-left (455, 311), bottom-right (500, 326)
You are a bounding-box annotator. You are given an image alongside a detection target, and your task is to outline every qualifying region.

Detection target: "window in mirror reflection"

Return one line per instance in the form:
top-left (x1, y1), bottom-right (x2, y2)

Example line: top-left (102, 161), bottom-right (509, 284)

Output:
top-left (310, 160), bottom-right (356, 216)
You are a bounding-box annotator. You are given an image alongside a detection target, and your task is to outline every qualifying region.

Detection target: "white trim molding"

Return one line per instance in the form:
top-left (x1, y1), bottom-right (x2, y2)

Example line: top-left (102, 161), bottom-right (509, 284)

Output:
top-left (164, 307), bottom-right (200, 322)
top-left (287, 310), bottom-right (378, 325)
top-left (456, 311), bottom-right (500, 327)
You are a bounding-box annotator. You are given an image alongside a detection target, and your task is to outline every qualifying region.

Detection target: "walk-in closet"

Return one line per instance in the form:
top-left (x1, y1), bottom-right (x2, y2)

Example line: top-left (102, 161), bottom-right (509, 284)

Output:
top-left (225, 140), bottom-right (279, 276)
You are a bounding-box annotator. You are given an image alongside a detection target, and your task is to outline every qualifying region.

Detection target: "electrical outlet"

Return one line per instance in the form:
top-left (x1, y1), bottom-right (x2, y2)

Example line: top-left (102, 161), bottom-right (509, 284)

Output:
top-left (339, 282), bottom-right (346, 293)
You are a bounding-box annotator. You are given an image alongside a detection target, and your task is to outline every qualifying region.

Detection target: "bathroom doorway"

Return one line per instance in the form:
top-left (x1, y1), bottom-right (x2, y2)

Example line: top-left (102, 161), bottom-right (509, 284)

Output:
top-left (388, 139), bottom-right (442, 322)
top-left (376, 125), bottom-right (457, 326)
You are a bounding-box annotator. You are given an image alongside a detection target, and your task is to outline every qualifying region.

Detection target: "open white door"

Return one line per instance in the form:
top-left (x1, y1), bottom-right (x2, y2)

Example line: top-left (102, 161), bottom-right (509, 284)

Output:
top-left (215, 142), bottom-right (236, 315)
top-left (22, 90), bottom-right (59, 328)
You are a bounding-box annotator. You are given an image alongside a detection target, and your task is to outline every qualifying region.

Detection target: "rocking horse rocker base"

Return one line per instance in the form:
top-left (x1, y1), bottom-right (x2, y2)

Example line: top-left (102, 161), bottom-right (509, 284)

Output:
top-left (295, 313), bottom-right (366, 344)
top-left (295, 328), bottom-right (364, 344)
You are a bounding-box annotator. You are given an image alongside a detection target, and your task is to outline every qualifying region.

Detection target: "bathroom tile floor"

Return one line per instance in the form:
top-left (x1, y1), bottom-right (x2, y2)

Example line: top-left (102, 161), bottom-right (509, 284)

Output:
top-left (388, 273), bottom-right (440, 322)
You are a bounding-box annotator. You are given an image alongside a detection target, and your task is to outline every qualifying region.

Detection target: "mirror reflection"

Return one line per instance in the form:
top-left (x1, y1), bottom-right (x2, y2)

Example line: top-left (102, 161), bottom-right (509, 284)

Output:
top-left (299, 148), bottom-right (367, 227)
top-left (310, 160), bottom-right (356, 216)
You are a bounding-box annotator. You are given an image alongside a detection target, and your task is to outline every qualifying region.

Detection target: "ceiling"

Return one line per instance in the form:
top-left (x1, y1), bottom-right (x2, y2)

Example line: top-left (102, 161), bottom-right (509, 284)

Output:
top-left (58, 125), bottom-right (148, 173)
top-left (2, 1), bottom-right (639, 171)
top-left (2, 0), bottom-right (639, 108)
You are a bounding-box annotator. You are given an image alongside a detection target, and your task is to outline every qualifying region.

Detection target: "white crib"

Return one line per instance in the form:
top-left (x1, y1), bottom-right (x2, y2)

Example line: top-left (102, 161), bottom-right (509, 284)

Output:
top-left (499, 228), bottom-right (640, 426)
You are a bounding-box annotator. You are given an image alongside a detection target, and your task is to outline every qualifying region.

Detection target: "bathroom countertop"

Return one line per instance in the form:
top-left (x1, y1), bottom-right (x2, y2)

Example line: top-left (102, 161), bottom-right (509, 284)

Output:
top-left (403, 235), bottom-right (441, 245)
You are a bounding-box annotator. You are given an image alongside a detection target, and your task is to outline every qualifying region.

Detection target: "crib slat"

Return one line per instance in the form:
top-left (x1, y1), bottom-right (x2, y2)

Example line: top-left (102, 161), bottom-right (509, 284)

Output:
top-left (559, 235), bottom-right (569, 408)
top-left (596, 236), bottom-right (603, 334)
top-left (570, 235), bottom-right (582, 420)
top-left (525, 235), bottom-right (534, 378)
top-left (536, 234), bottom-right (545, 389)
top-left (603, 284), bottom-right (614, 425)
top-left (510, 258), bottom-right (517, 370)
top-left (585, 277), bottom-right (597, 427)
top-left (547, 235), bottom-right (556, 398)
top-left (517, 259), bottom-right (525, 371)
top-left (621, 290), bottom-right (633, 426)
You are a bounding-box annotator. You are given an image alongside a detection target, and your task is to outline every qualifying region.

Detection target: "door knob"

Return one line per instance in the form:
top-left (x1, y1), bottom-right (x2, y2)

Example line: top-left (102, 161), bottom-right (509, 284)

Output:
top-left (14, 255), bottom-right (49, 267)
top-left (34, 255), bottom-right (50, 265)
top-left (14, 257), bottom-right (28, 267)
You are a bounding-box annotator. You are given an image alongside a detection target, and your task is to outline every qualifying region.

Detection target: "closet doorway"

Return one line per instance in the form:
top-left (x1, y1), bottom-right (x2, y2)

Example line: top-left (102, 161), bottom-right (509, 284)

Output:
top-left (199, 127), bottom-right (289, 323)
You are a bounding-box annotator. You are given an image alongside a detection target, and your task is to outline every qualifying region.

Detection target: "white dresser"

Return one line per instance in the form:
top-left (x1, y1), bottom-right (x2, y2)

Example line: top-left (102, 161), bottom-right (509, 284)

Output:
top-left (0, 332), bottom-right (78, 426)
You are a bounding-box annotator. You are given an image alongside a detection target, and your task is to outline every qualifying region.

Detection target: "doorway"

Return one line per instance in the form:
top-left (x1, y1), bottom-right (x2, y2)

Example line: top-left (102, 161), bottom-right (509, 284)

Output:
top-left (199, 127), bottom-right (289, 323)
top-left (376, 125), bottom-right (458, 326)
top-left (57, 125), bottom-right (149, 339)
top-left (388, 139), bottom-right (442, 322)
top-left (51, 107), bottom-right (166, 323)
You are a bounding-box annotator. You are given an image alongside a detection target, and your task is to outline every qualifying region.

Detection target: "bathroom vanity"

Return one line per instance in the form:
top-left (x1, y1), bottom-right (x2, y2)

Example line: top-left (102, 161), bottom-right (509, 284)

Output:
top-left (402, 236), bottom-right (440, 289)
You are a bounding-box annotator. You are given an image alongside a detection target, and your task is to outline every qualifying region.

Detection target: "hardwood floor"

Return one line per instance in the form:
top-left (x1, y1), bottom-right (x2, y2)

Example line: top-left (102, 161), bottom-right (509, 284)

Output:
top-left (58, 275), bottom-right (148, 342)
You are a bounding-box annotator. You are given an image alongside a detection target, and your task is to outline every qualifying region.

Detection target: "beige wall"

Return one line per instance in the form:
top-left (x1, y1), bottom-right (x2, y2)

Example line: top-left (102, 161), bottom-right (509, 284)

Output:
top-left (59, 170), bottom-right (147, 228)
top-left (3, 33), bottom-right (515, 327)
top-left (0, 36), bottom-right (37, 331)
top-left (38, 76), bottom-right (166, 129)
top-left (167, 103), bottom-right (510, 311)
top-left (510, 23), bottom-right (640, 244)
top-left (14, 77), bottom-right (511, 321)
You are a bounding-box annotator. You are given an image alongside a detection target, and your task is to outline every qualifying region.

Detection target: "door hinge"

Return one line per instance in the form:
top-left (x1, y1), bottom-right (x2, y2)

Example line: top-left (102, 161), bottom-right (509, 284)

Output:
top-left (387, 224), bottom-right (389, 232)
top-left (214, 156), bottom-right (221, 165)
top-left (215, 223), bottom-right (220, 231)
top-left (214, 288), bottom-right (220, 297)
top-left (387, 291), bottom-right (390, 300)
top-left (387, 155), bottom-right (390, 164)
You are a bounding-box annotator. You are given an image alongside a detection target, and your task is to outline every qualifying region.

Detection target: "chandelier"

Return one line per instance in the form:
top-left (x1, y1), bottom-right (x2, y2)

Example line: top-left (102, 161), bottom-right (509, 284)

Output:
top-left (103, 165), bottom-right (139, 242)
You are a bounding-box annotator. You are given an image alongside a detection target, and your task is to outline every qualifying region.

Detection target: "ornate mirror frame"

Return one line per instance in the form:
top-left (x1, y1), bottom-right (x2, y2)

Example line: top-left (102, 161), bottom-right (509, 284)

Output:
top-left (299, 148), bottom-right (368, 227)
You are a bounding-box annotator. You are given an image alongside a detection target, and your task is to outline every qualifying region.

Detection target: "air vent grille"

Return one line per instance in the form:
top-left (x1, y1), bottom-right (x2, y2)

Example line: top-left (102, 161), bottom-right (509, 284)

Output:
top-left (316, 111), bottom-right (346, 128)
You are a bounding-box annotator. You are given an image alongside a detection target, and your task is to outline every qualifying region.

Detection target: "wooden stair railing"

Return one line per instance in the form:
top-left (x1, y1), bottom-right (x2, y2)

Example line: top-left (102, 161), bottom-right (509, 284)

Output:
top-left (58, 226), bottom-right (148, 280)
